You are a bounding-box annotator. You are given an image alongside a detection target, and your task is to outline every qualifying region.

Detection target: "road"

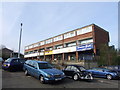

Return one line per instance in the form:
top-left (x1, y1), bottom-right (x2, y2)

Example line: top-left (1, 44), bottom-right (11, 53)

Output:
top-left (2, 69), bottom-right (120, 88)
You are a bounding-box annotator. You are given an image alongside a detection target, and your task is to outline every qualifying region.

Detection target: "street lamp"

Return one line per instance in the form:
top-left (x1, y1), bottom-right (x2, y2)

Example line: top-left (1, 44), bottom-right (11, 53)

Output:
top-left (18, 23), bottom-right (23, 58)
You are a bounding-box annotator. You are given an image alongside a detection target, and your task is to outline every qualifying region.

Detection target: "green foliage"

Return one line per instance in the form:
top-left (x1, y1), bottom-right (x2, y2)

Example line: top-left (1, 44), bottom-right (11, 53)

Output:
top-left (98, 44), bottom-right (119, 66)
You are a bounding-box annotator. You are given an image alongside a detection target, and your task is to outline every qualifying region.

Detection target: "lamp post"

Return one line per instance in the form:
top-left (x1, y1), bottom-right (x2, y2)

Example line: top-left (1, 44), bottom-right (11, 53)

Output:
top-left (18, 23), bottom-right (23, 58)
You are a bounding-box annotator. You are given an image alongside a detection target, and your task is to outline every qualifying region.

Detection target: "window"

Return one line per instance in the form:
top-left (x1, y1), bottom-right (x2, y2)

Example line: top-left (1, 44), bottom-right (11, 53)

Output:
top-left (64, 31), bottom-right (75, 39)
top-left (38, 63), bottom-right (53, 69)
top-left (40, 41), bottom-right (45, 45)
top-left (55, 44), bottom-right (63, 49)
top-left (78, 38), bottom-right (93, 45)
top-left (77, 26), bottom-right (92, 35)
top-left (34, 43), bottom-right (39, 47)
top-left (71, 66), bottom-right (79, 72)
top-left (32, 62), bottom-right (38, 68)
top-left (46, 39), bottom-right (53, 44)
top-left (54, 35), bottom-right (63, 42)
top-left (65, 66), bottom-right (71, 70)
top-left (65, 41), bottom-right (76, 47)
top-left (29, 45), bottom-right (33, 49)
top-left (25, 46), bottom-right (28, 50)
top-left (78, 66), bottom-right (86, 71)
top-left (46, 47), bottom-right (53, 50)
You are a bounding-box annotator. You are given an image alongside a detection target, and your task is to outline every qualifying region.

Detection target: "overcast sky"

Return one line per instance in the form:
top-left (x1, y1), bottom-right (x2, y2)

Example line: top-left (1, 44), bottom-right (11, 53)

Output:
top-left (1, 1), bottom-right (118, 54)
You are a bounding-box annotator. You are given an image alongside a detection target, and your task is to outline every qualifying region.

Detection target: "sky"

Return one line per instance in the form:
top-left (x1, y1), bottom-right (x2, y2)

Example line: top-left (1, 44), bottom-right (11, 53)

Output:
top-left (1, 1), bottom-right (118, 54)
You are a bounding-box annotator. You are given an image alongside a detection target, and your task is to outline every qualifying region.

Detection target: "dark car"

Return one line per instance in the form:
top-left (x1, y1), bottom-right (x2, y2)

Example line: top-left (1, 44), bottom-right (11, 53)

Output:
top-left (87, 68), bottom-right (120, 80)
top-left (2, 57), bottom-right (26, 71)
top-left (23, 60), bottom-right (65, 84)
top-left (62, 65), bottom-right (93, 81)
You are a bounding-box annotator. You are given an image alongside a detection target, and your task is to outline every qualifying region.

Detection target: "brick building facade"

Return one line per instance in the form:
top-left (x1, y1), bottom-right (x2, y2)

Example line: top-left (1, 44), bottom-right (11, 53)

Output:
top-left (24, 24), bottom-right (109, 64)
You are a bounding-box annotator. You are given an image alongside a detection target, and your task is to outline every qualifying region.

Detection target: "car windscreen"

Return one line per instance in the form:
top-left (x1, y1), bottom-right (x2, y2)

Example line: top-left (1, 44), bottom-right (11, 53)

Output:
top-left (78, 66), bottom-right (86, 71)
top-left (4, 58), bottom-right (12, 63)
top-left (38, 63), bottom-right (53, 69)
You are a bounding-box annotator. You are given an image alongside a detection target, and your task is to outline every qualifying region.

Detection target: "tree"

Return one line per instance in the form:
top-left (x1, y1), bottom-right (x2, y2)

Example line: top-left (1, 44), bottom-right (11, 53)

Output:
top-left (98, 44), bottom-right (118, 66)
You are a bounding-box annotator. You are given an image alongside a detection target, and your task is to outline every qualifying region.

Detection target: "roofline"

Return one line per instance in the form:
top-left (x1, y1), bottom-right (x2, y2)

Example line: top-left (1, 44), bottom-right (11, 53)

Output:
top-left (25, 23), bottom-right (95, 47)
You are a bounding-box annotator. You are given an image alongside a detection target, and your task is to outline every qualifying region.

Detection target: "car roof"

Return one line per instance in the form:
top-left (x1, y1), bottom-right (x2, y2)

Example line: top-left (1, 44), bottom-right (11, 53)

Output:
top-left (67, 65), bottom-right (84, 67)
top-left (8, 57), bottom-right (25, 59)
top-left (26, 60), bottom-right (48, 63)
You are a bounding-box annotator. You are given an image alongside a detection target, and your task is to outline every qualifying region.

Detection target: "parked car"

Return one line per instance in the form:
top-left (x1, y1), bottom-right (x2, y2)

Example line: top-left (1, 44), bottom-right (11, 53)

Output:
top-left (87, 68), bottom-right (120, 80)
top-left (62, 65), bottom-right (93, 81)
top-left (2, 57), bottom-right (26, 71)
top-left (23, 60), bottom-right (65, 84)
top-left (104, 65), bottom-right (120, 72)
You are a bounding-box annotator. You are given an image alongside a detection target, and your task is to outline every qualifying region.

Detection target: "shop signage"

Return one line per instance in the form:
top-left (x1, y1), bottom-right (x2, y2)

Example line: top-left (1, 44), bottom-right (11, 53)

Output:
top-left (76, 43), bottom-right (93, 51)
top-left (53, 46), bottom-right (76, 54)
top-left (45, 50), bottom-right (53, 55)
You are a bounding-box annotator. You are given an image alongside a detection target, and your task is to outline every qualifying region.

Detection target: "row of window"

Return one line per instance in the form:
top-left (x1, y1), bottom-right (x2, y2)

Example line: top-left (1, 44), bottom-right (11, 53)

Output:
top-left (25, 38), bottom-right (93, 55)
top-left (25, 26), bottom-right (93, 50)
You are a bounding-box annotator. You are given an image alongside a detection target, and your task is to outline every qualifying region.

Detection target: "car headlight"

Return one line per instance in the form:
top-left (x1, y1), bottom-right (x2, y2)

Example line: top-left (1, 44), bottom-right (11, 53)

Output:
top-left (7, 64), bottom-right (10, 66)
top-left (113, 73), bottom-right (117, 76)
top-left (46, 74), bottom-right (52, 78)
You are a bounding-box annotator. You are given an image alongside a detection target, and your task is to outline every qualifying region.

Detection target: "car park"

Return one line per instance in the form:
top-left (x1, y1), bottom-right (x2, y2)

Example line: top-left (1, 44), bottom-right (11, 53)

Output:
top-left (2, 57), bottom-right (26, 71)
top-left (62, 65), bottom-right (93, 81)
top-left (23, 60), bottom-right (65, 84)
top-left (87, 68), bottom-right (120, 80)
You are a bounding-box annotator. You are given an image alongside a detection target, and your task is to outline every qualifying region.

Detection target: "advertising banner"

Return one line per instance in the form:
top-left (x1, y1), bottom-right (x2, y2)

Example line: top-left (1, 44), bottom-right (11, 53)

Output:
top-left (76, 43), bottom-right (93, 51)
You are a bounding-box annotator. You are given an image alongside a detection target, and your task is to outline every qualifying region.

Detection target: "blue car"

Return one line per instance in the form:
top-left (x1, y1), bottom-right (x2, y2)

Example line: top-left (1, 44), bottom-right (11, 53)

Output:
top-left (23, 60), bottom-right (65, 83)
top-left (2, 57), bottom-right (26, 71)
top-left (87, 68), bottom-right (120, 80)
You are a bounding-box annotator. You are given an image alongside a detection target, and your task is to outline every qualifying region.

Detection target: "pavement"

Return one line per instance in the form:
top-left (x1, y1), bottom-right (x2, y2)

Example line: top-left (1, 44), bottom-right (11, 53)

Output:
top-left (2, 69), bottom-right (120, 89)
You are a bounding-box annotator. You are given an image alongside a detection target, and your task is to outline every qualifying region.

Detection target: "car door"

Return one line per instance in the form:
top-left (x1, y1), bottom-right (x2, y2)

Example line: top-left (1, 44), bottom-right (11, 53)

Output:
top-left (32, 62), bottom-right (39, 78)
top-left (93, 68), bottom-right (105, 77)
top-left (89, 68), bottom-right (99, 77)
top-left (18, 59), bottom-right (26, 69)
top-left (63, 66), bottom-right (73, 76)
top-left (11, 59), bottom-right (20, 70)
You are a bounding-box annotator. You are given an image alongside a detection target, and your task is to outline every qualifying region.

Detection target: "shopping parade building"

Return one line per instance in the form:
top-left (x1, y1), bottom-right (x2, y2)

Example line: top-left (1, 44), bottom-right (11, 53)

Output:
top-left (24, 24), bottom-right (109, 66)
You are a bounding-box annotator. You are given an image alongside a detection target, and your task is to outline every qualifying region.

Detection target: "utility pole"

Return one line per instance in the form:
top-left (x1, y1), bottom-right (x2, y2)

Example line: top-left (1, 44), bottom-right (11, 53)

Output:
top-left (18, 23), bottom-right (23, 58)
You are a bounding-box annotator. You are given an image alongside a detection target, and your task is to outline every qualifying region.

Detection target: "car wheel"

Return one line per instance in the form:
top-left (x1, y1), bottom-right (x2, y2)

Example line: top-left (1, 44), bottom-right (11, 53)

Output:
top-left (39, 76), bottom-right (45, 84)
top-left (106, 74), bottom-right (112, 80)
top-left (25, 70), bottom-right (29, 76)
top-left (73, 74), bottom-right (79, 81)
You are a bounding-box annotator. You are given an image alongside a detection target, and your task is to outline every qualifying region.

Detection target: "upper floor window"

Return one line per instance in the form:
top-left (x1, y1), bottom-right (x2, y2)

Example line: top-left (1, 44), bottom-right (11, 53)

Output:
top-left (78, 38), bottom-right (93, 45)
top-left (77, 26), bottom-right (92, 35)
top-left (33, 43), bottom-right (39, 47)
top-left (25, 46), bottom-right (29, 50)
top-left (55, 44), bottom-right (63, 49)
top-left (29, 45), bottom-right (33, 49)
top-left (65, 41), bottom-right (76, 47)
top-left (64, 31), bottom-right (75, 39)
top-left (40, 41), bottom-right (45, 45)
top-left (54, 35), bottom-right (63, 42)
top-left (46, 39), bottom-right (52, 44)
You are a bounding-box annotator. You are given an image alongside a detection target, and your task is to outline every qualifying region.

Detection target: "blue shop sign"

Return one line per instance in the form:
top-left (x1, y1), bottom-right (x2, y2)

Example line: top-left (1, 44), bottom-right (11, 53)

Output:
top-left (76, 43), bottom-right (93, 51)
